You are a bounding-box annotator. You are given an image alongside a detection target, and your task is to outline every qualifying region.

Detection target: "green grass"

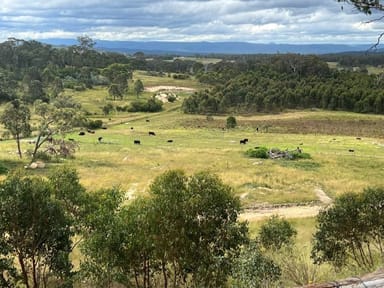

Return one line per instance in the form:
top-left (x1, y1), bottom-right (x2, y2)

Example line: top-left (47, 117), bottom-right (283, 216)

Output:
top-left (2, 108), bottom-right (383, 205)
top-left (2, 79), bottom-right (384, 286)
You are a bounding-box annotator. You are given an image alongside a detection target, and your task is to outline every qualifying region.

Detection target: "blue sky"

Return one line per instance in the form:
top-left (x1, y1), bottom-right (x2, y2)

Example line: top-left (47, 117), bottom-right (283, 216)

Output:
top-left (0, 0), bottom-right (383, 44)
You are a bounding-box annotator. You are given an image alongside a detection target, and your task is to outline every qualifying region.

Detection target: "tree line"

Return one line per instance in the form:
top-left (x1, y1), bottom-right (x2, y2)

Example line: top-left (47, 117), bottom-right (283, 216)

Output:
top-left (182, 53), bottom-right (384, 114)
top-left (0, 167), bottom-right (284, 288)
top-left (1, 166), bottom-right (384, 287)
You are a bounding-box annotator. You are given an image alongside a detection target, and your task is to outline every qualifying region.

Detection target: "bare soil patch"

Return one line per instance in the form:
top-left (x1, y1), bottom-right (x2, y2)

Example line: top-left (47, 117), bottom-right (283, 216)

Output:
top-left (144, 86), bottom-right (196, 92)
top-left (239, 188), bottom-right (332, 221)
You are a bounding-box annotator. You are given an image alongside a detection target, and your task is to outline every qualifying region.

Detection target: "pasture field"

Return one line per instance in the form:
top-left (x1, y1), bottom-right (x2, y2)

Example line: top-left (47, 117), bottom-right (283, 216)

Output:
top-left (1, 78), bottom-right (384, 284)
top-left (1, 104), bottom-right (383, 207)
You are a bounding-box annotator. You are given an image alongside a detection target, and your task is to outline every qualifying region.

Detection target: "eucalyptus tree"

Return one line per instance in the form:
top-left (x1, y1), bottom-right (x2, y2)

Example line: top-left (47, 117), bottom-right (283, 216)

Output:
top-left (134, 79), bottom-right (144, 98)
top-left (312, 187), bottom-right (384, 269)
top-left (29, 98), bottom-right (84, 161)
top-left (0, 99), bottom-right (31, 158)
top-left (0, 170), bottom-right (74, 288)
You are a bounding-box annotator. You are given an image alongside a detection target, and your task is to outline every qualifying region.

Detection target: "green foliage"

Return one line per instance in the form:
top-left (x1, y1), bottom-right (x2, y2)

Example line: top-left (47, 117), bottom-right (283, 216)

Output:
top-left (167, 94), bottom-right (177, 102)
top-left (245, 147), bottom-right (269, 159)
top-left (0, 170), bottom-right (74, 287)
top-left (81, 170), bottom-right (248, 288)
top-left (184, 54), bottom-right (384, 115)
top-left (311, 187), bottom-right (384, 269)
top-left (133, 79), bottom-right (144, 97)
top-left (0, 163), bottom-right (8, 175)
top-left (151, 170), bottom-right (248, 287)
top-left (290, 151), bottom-right (311, 160)
top-left (172, 73), bottom-right (190, 80)
top-left (128, 98), bottom-right (163, 112)
top-left (337, 0), bottom-right (384, 14)
top-left (258, 215), bottom-right (297, 251)
top-left (0, 99), bottom-right (31, 158)
top-left (108, 83), bottom-right (123, 100)
top-left (102, 103), bottom-right (114, 115)
top-left (85, 119), bottom-right (103, 129)
top-left (31, 150), bottom-right (52, 161)
top-left (30, 100), bottom-right (84, 161)
top-left (231, 240), bottom-right (281, 288)
top-left (226, 116), bottom-right (237, 128)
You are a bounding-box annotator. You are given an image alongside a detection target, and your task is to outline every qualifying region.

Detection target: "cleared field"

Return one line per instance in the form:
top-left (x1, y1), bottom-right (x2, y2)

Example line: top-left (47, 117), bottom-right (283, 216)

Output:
top-left (1, 107), bottom-right (383, 209)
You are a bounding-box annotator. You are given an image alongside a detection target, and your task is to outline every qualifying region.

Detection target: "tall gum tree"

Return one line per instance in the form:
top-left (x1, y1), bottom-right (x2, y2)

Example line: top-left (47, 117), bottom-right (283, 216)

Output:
top-left (0, 99), bottom-right (31, 158)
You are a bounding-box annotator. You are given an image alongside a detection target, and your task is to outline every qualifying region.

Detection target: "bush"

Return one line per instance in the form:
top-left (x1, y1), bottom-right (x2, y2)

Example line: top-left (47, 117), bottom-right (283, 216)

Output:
top-left (259, 215), bottom-right (297, 251)
top-left (31, 150), bottom-right (52, 162)
top-left (226, 116), bottom-right (237, 128)
top-left (128, 98), bottom-right (163, 112)
top-left (246, 147), bottom-right (269, 159)
top-left (86, 119), bottom-right (103, 130)
top-left (290, 151), bottom-right (311, 160)
top-left (167, 94), bottom-right (177, 103)
top-left (172, 74), bottom-right (189, 80)
top-left (0, 163), bottom-right (8, 175)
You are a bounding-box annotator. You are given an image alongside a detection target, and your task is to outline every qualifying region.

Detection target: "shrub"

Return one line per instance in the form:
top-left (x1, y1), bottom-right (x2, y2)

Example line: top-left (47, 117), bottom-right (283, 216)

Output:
top-left (167, 94), bottom-right (177, 102)
top-left (31, 150), bottom-right (52, 162)
top-left (258, 215), bottom-right (297, 251)
top-left (86, 119), bottom-right (103, 130)
top-left (246, 147), bottom-right (269, 159)
top-left (0, 163), bottom-right (8, 175)
top-left (290, 151), bottom-right (311, 160)
top-left (128, 98), bottom-right (163, 112)
top-left (226, 116), bottom-right (237, 128)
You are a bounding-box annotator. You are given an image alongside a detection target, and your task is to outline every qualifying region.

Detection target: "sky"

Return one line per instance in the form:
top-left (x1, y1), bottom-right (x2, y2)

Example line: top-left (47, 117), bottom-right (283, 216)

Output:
top-left (0, 0), bottom-right (384, 44)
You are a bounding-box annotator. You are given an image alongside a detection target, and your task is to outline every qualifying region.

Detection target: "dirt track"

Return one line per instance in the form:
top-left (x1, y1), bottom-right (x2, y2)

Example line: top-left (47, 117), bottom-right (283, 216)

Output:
top-left (144, 85), bottom-right (196, 92)
top-left (239, 187), bottom-right (332, 221)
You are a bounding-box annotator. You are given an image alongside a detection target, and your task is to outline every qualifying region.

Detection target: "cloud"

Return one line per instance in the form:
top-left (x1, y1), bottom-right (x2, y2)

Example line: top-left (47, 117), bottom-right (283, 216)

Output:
top-left (0, 0), bottom-right (382, 44)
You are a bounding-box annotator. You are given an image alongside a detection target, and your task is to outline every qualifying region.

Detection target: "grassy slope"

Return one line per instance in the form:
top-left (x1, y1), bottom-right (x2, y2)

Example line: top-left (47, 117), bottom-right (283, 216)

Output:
top-left (1, 72), bottom-right (384, 284)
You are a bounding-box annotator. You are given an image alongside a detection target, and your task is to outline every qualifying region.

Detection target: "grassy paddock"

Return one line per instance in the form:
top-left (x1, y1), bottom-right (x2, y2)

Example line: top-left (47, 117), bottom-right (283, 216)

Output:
top-left (1, 87), bottom-right (384, 285)
top-left (1, 108), bottom-right (383, 206)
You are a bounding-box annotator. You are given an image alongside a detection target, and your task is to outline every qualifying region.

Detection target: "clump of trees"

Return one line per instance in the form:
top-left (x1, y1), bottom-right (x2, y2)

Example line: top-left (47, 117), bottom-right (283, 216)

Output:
top-left (128, 98), bottom-right (163, 112)
top-left (312, 187), bottom-right (384, 270)
top-left (0, 167), bottom-right (90, 287)
top-left (0, 96), bottom-right (84, 161)
top-left (81, 170), bottom-right (248, 287)
top-left (0, 168), bottom-right (287, 288)
top-left (183, 54), bottom-right (384, 115)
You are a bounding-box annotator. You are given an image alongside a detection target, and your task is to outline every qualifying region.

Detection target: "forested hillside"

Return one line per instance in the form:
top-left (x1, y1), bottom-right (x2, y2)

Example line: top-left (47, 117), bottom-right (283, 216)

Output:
top-left (1, 38), bottom-right (384, 117)
top-left (183, 54), bottom-right (384, 114)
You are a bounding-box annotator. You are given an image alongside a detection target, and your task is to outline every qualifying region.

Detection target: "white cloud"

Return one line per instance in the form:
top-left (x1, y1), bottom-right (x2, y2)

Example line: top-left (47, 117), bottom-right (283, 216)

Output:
top-left (0, 0), bottom-right (382, 44)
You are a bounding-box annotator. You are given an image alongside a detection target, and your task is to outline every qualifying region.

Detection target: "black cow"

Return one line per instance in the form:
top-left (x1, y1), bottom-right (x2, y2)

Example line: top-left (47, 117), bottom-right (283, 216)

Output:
top-left (349, 149), bottom-right (355, 152)
top-left (240, 138), bottom-right (248, 144)
top-left (98, 137), bottom-right (103, 143)
top-left (149, 131), bottom-right (156, 136)
top-left (167, 139), bottom-right (173, 143)
top-left (134, 140), bottom-right (141, 145)
top-left (146, 119), bottom-right (150, 122)
top-left (87, 129), bottom-right (95, 134)
top-left (68, 138), bottom-right (75, 141)
top-left (79, 131), bottom-right (85, 136)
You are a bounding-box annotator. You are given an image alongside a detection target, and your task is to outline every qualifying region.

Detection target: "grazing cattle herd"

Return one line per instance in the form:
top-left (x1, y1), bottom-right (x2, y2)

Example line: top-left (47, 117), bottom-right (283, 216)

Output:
top-left (67, 121), bottom-right (362, 155)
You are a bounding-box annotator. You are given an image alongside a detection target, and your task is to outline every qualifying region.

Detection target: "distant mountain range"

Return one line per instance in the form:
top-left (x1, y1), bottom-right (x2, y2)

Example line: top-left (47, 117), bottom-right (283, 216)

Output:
top-left (39, 38), bottom-right (374, 55)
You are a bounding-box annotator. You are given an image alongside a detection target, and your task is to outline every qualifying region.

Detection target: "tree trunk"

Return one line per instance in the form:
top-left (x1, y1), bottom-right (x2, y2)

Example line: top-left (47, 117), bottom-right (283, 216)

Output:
top-left (18, 254), bottom-right (30, 288)
top-left (16, 134), bottom-right (22, 158)
top-left (161, 260), bottom-right (168, 288)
